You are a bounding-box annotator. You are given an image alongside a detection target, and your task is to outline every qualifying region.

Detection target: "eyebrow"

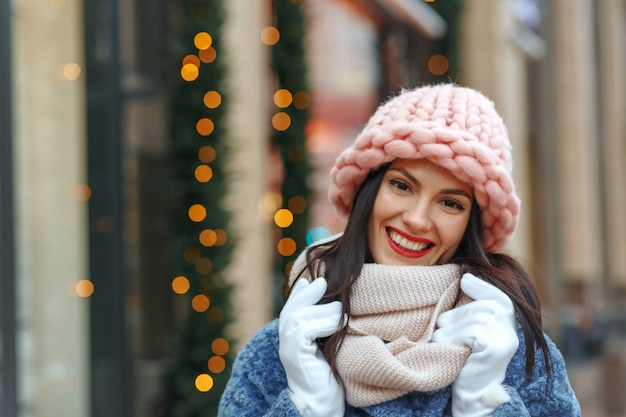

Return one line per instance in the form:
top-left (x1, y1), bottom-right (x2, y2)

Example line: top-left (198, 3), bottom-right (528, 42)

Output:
top-left (388, 166), bottom-right (473, 200)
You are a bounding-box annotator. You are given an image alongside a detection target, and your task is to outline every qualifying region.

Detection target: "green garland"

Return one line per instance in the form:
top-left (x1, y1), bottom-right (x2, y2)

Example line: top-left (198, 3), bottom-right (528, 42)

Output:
top-left (270, 0), bottom-right (312, 309)
top-left (426, 0), bottom-right (464, 81)
top-left (164, 0), bottom-right (235, 415)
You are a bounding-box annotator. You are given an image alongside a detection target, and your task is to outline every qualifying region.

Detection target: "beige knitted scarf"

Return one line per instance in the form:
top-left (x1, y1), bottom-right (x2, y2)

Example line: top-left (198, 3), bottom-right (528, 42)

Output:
top-left (336, 263), bottom-right (471, 407)
top-left (289, 251), bottom-right (472, 407)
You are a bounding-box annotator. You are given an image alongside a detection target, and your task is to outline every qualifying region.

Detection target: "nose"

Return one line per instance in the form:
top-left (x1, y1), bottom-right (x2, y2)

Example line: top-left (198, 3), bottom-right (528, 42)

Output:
top-left (402, 200), bottom-right (432, 231)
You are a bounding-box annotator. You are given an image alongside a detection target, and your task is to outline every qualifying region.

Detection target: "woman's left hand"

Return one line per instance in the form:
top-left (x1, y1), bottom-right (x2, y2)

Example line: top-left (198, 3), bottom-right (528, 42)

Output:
top-left (432, 273), bottom-right (519, 417)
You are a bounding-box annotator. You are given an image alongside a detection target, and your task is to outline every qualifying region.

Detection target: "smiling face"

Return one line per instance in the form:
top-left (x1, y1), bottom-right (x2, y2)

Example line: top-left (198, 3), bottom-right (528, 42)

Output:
top-left (367, 158), bottom-right (474, 266)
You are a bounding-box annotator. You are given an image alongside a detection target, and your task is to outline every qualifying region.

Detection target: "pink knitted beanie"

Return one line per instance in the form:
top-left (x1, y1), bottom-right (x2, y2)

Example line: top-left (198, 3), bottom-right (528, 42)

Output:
top-left (328, 84), bottom-right (520, 253)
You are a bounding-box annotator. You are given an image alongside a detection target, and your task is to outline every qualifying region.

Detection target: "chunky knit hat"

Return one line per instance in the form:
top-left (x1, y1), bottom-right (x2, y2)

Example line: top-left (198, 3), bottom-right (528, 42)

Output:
top-left (328, 84), bottom-right (520, 253)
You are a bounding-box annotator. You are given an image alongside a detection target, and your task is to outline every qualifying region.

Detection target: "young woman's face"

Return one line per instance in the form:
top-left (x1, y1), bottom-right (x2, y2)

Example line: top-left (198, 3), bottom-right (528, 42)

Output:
top-left (367, 158), bottom-right (473, 266)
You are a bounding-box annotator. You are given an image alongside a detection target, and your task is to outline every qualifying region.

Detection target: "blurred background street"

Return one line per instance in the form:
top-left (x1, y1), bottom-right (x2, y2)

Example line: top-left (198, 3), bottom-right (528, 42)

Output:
top-left (1, 0), bottom-right (625, 416)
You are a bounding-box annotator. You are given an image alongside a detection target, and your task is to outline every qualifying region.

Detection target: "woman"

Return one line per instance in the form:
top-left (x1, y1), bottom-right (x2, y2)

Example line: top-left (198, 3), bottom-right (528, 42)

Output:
top-left (218, 84), bottom-right (580, 416)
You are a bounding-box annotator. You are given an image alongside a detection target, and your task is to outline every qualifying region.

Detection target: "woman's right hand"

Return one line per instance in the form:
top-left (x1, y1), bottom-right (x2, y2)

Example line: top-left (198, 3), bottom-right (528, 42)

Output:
top-left (279, 278), bottom-right (346, 417)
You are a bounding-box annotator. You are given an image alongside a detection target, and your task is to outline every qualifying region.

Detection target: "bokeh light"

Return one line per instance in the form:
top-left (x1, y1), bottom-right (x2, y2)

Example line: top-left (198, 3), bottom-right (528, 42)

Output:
top-left (192, 294), bottom-right (210, 312)
top-left (274, 89), bottom-right (293, 108)
top-left (195, 258), bottom-right (213, 275)
top-left (195, 165), bottom-right (213, 183)
top-left (188, 204), bottom-right (207, 222)
top-left (288, 196), bottom-right (306, 214)
top-left (195, 374), bottom-right (214, 392)
top-left (214, 229), bottom-right (228, 246)
top-left (182, 54), bottom-right (201, 68)
top-left (184, 246), bottom-right (201, 263)
top-left (62, 63), bottom-right (81, 80)
top-left (172, 276), bottom-right (190, 294)
top-left (199, 229), bottom-right (218, 246)
top-left (196, 118), bottom-right (214, 136)
top-left (212, 338), bottom-right (230, 355)
top-left (277, 237), bottom-right (296, 256)
top-left (208, 356), bottom-right (226, 373)
top-left (274, 209), bottom-right (294, 228)
top-left (428, 54), bottom-right (449, 76)
top-left (75, 184), bottom-right (92, 202)
top-left (181, 63), bottom-right (199, 81)
top-left (261, 26), bottom-right (280, 45)
top-left (204, 91), bottom-right (222, 108)
top-left (194, 32), bottom-right (213, 50)
top-left (293, 91), bottom-right (312, 109)
top-left (272, 112), bottom-right (291, 131)
top-left (198, 146), bottom-right (216, 163)
top-left (207, 307), bottom-right (224, 324)
top-left (199, 47), bottom-right (217, 63)
top-left (75, 280), bottom-right (94, 297)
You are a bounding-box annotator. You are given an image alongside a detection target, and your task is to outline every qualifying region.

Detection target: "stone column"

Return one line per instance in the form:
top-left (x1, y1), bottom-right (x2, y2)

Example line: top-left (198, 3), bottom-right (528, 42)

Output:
top-left (552, 0), bottom-right (604, 287)
top-left (11, 0), bottom-right (89, 416)
top-left (459, 0), bottom-right (533, 263)
top-left (223, 0), bottom-right (273, 348)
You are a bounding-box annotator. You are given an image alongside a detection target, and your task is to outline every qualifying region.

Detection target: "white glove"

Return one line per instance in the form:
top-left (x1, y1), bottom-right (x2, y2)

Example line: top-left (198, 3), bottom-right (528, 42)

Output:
top-left (279, 278), bottom-right (346, 417)
top-left (433, 273), bottom-right (519, 417)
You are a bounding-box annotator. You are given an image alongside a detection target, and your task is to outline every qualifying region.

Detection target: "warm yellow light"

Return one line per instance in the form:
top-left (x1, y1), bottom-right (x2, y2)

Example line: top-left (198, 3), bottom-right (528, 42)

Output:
top-left (208, 356), bottom-right (226, 373)
top-left (260, 26), bottom-right (280, 45)
top-left (74, 184), bottom-right (92, 202)
top-left (199, 47), bottom-right (217, 63)
top-left (192, 294), bottom-right (210, 312)
top-left (198, 146), bottom-right (216, 163)
top-left (272, 112), bottom-right (291, 131)
top-left (172, 276), bottom-right (190, 294)
top-left (273, 89), bottom-right (292, 108)
top-left (188, 204), bottom-right (207, 222)
top-left (274, 209), bottom-right (294, 228)
top-left (75, 280), bottom-right (94, 297)
top-left (293, 91), bottom-right (312, 110)
top-left (199, 229), bottom-right (218, 246)
top-left (277, 237), bottom-right (297, 256)
top-left (214, 229), bottom-right (227, 246)
top-left (195, 165), bottom-right (213, 183)
top-left (182, 54), bottom-right (201, 68)
top-left (288, 196), bottom-right (306, 214)
top-left (196, 118), bottom-right (214, 136)
top-left (203, 91), bottom-right (222, 108)
top-left (194, 32), bottom-right (213, 50)
top-left (212, 338), bottom-right (230, 355)
top-left (62, 63), bottom-right (81, 80)
top-left (181, 63), bottom-right (199, 81)
top-left (262, 192), bottom-right (283, 213)
top-left (195, 374), bottom-right (214, 392)
top-left (195, 258), bottom-right (213, 274)
top-left (428, 54), bottom-right (449, 76)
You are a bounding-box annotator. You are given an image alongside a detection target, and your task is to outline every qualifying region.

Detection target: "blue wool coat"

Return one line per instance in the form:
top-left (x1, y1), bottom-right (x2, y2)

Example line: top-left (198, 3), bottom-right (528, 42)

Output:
top-left (218, 319), bottom-right (581, 416)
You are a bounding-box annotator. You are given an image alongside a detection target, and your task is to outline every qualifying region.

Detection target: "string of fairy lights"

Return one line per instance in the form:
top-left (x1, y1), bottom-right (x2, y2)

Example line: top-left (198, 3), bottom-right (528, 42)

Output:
top-left (171, 19), bottom-right (316, 392)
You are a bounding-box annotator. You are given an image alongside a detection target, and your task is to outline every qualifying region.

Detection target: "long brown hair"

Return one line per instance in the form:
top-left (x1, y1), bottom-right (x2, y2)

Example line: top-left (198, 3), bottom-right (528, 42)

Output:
top-left (296, 163), bottom-right (552, 382)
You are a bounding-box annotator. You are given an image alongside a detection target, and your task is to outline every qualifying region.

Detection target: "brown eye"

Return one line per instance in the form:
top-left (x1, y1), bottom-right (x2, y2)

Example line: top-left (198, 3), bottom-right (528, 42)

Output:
top-left (389, 179), bottom-right (410, 192)
top-left (442, 198), bottom-right (465, 210)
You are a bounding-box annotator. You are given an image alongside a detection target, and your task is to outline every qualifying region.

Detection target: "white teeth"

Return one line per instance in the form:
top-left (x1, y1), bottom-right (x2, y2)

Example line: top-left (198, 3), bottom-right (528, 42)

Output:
top-left (388, 230), bottom-right (430, 251)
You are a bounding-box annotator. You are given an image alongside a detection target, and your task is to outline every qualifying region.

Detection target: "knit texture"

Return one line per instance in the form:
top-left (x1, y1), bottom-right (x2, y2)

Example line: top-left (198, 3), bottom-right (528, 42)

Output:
top-left (328, 84), bottom-right (521, 253)
top-left (337, 263), bottom-right (471, 406)
top-left (289, 248), bottom-right (471, 407)
top-left (218, 319), bottom-right (582, 416)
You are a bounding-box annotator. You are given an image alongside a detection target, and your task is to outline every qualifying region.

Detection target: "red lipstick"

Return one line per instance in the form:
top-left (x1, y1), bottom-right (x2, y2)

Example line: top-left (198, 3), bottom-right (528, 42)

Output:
top-left (385, 227), bottom-right (434, 259)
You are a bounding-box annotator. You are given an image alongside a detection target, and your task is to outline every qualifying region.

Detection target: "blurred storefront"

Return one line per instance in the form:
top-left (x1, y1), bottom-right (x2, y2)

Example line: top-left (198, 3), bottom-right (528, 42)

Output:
top-left (1, 0), bottom-right (625, 416)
